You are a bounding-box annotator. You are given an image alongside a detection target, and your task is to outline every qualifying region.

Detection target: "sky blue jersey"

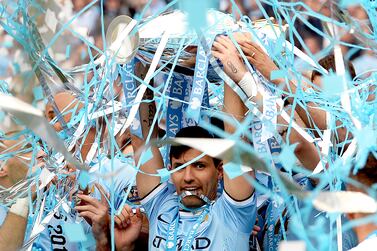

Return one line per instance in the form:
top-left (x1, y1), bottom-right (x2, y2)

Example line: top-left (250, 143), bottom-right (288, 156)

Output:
top-left (141, 182), bottom-right (257, 251)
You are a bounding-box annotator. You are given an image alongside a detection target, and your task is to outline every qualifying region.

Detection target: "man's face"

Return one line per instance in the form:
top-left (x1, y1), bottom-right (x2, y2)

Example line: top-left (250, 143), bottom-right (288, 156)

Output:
top-left (0, 138), bottom-right (45, 187)
top-left (45, 103), bottom-right (61, 132)
top-left (45, 92), bottom-right (83, 132)
top-left (171, 148), bottom-right (222, 209)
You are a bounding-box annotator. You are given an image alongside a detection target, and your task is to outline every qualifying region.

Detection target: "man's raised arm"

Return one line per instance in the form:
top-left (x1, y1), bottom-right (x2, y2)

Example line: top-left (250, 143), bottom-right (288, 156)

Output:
top-left (131, 63), bottom-right (164, 198)
top-left (238, 40), bottom-right (351, 145)
top-left (0, 200), bottom-right (28, 251)
top-left (212, 35), bottom-right (255, 201)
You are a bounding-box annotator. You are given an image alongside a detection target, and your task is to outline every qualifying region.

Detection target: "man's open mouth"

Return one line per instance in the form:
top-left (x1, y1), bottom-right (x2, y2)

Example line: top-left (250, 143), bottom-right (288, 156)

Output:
top-left (182, 187), bottom-right (201, 195)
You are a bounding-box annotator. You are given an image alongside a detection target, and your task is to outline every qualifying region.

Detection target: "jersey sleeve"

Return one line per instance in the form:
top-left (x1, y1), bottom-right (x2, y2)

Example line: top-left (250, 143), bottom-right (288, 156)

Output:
top-left (93, 157), bottom-right (138, 210)
top-left (140, 182), bottom-right (170, 221)
top-left (213, 189), bottom-right (257, 234)
top-left (110, 166), bottom-right (138, 209)
top-left (0, 205), bottom-right (8, 226)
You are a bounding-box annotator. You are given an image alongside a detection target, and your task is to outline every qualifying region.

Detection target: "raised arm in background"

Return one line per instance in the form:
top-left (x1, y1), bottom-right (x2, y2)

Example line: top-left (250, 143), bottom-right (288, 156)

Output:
top-left (213, 35), bottom-right (320, 171)
top-left (238, 40), bottom-right (350, 145)
top-left (0, 204), bottom-right (28, 251)
top-left (131, 63), bottom-right (164, 198)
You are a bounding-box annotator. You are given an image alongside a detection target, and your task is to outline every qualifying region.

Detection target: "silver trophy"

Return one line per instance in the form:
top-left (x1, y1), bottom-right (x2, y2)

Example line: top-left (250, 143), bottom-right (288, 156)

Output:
top-left (106, 9), bottom-right (286, 80)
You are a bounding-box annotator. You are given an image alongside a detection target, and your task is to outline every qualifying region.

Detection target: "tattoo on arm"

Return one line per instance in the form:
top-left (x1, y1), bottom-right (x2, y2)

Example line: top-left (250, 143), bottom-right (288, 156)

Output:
top-left (143, 88), bottom-right (153, 99)
top-left (147, 104), bottom-right (155, 127)
top-left (227, 61), bottom-right (238, 74)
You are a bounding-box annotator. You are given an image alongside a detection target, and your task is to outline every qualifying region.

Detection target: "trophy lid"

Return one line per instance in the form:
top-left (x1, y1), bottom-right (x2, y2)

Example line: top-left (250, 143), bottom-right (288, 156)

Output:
top-left (138, 9), bottom-right (237, 40)
top-left (106, 15), bottom-right (140, 64)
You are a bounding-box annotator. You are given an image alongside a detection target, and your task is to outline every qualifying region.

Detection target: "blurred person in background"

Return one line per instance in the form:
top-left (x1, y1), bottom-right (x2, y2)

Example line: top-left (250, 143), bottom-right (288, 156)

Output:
top-left (127, 0), bottom-right (167, 17)
top-left (104, 0), bottom-right (132, 29)
top-left (71, 0), bottom-right (100, 36)
top-left (303, 31), bottom-right (323, 55)
top-left (347, 153), bottom-right (377, 250)
top-left (0, 132), bottom-right (46, 251)
top-left (347, 6), bottom-right (377, 78)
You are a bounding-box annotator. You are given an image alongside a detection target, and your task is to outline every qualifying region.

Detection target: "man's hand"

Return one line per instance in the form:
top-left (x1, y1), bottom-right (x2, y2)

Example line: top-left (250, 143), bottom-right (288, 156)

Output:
top-left (113, 205), bottom-right (144, 251)
top-left (238, 40), bottom-right (281, 85)
top-left (75, 183), bottom-right (110, 247)
top-left (212, 35), bottom-right (248, 83)
top-left (252, 217), bottom-right (261, 236)
top-left (75, 184), bottom-right (142, 251)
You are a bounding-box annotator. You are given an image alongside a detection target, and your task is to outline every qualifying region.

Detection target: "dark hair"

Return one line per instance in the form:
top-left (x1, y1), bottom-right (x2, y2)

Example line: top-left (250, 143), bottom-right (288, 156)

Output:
top-left (311, 54), bottom-right (356, 82)
top-left (302, 30), bottom-right (323, 50)
top-left (351, 153), bottom-right (377, 187)
top-left (169, 125), bottom-right (222, 167)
